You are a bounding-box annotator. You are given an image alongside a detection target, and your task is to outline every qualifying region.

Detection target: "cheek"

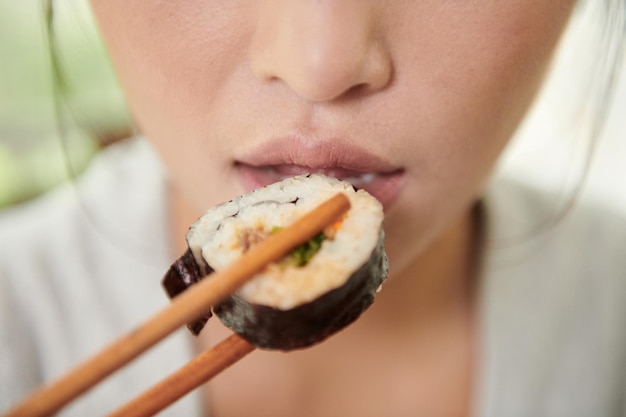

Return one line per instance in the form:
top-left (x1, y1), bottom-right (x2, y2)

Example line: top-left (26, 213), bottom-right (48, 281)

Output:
top-left (391, 1), bottom-right (573, 177)
top-left (91, 2), bottom-right (248, 141)
top-left (90, 1), bottom-right (257, 207)
top-left (379, 1), bottom-right (575, 268)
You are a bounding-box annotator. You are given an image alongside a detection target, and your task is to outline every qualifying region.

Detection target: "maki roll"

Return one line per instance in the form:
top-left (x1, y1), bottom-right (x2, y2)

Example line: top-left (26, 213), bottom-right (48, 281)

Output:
top-left (163, 174), bottom-right (388, 350)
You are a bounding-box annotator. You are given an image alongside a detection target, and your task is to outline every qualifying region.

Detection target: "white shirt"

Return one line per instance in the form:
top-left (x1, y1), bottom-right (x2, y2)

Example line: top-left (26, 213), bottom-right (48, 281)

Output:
top-left (477, 178), bottom-right (626, 417)
top-left (1, 138), bottom-right (625, 416)
top-left (0, 139), bottom-right (202, 416)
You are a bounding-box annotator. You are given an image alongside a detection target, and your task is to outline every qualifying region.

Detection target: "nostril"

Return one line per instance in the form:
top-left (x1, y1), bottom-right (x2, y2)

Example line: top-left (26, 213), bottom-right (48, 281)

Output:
top-left (341, 83), bottom-right (373, 101)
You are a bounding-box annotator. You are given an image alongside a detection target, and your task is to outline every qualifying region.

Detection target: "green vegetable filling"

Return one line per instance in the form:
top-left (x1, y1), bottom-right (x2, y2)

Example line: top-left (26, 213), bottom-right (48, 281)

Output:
top-left (272, 226), bottom-right (327, 267)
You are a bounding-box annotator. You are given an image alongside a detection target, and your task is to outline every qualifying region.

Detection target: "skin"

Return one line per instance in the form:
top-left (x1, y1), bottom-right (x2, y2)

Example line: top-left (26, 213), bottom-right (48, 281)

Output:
top-left (89, 1), bottom-right (576, 415)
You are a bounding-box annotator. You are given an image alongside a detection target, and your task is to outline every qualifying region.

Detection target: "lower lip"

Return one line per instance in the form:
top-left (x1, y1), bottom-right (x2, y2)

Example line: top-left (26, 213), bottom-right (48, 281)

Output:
top-left (236, 164), bottom-right (406, 210)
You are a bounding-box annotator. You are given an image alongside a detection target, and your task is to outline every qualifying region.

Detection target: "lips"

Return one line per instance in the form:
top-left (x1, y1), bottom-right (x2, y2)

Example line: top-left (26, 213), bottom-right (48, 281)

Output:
top-left (235, 137), bottom-right (405, 210)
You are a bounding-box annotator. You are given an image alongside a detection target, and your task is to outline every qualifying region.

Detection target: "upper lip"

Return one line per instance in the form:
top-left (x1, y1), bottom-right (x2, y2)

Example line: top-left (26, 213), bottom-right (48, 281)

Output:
top-left (235, 136), bottom-right (402, 175)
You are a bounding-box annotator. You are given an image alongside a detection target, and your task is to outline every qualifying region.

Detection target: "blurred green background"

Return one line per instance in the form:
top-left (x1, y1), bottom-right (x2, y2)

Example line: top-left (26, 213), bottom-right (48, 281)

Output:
top-left (0, 0), bottom-right (131, 208)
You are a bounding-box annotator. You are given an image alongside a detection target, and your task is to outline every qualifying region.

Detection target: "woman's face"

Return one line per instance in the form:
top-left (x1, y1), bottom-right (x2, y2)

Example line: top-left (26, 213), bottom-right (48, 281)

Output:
top-left (90, 0), bottom-right (574, 273)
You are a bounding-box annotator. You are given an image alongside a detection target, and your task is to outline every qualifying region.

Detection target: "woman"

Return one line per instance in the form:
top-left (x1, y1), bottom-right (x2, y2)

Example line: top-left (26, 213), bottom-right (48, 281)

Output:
top-left (2, 1), bottom-right (625, 416)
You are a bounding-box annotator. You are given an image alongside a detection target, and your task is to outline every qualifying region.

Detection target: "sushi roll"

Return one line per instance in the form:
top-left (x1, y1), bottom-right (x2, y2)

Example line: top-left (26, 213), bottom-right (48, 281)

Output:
top-left (162, 174), bottom-right (388, 350)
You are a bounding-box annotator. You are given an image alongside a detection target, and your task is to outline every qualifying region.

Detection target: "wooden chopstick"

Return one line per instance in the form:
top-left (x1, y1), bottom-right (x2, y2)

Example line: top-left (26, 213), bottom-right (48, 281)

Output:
top-left (5, 193), bottom-right (351, 417)
top-left (106, 334), bottom-right (254, 417)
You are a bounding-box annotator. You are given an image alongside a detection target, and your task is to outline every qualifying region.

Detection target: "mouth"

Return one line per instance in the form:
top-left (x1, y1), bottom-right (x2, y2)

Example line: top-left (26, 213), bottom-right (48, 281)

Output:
top-left (234, 138), bottom-right (406, 210)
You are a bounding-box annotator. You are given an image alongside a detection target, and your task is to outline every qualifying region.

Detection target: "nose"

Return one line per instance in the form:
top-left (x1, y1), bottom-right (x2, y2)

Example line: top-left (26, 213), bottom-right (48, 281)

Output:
top-left (250, 1), bottom-right (392, 102)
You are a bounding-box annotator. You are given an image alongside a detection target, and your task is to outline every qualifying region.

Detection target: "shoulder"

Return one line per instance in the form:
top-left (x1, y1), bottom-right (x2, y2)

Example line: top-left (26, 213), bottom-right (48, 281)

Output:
top-left (0, 178), bottom-right (81, 280)
top-left (482, 177), bottom-right (626, 332)
top-left (484, 177), bottom-right (626, 272)
top-left (0, 137), bottom-right (173, 334)
top-left (0, 137), bottom-right (168, 271)
top-left (482, 177), bottom-right (626, 314)
top-left (0, 138), bottom-right (195, 414)
top-left (478, 178), bottom-right (626, 416)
